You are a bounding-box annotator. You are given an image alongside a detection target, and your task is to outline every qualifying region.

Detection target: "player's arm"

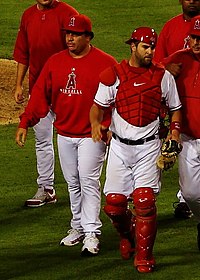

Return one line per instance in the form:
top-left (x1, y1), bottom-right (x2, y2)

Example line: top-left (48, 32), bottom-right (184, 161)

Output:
top-left (161, 70), bottom-right (182, 143)
top-left (161, 51), bottom-right (182, 77)
top-left (90, 104), bottom-right (107, 142)
top-left (165, 63), bottom-right (182, 77)
top-left (15, 61), bottom-right (52, 147)
top-left (14, 62), bottom-right (28, 104)
top-left (167, 109), bottom-right (182, 142)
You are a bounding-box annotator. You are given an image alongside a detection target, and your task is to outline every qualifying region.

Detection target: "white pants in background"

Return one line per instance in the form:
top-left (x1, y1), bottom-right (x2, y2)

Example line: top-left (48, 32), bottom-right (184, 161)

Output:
top-left (179, 134), bottom-right (200, 222)
top-left (33, 110), bottom-right (55, 188)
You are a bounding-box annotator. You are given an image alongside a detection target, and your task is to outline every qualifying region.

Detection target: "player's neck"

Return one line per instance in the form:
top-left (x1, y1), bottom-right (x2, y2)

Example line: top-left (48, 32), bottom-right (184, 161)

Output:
top-left (37, 1), bottom-right (54, 11)
top-left (69, 44), bottom-right (92, 59)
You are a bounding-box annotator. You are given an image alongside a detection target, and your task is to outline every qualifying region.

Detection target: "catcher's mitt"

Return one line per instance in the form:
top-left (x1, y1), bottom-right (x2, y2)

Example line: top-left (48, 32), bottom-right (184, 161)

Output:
top-left (157, 139), bottom-right (182, 171)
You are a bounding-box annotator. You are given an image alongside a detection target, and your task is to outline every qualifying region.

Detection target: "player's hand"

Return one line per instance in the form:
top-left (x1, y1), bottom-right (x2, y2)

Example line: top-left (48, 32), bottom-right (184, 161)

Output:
top-left (165, 130), bottom-right (180, 143)
top-left (165, 63), bottom-right (182, 77)
top-left (14, 86), bottom-right (25, 104)
top-left (15, 128), bottom-right (28, 147)
top-left (91, 122), bottom-right (107, 142)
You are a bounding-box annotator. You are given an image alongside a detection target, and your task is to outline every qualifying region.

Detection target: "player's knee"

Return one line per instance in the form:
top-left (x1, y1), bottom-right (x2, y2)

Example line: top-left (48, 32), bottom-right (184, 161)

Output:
top-left (133, 187), bottom-right (156, 217)
top-left (104, 193), bottom-right (128, 217)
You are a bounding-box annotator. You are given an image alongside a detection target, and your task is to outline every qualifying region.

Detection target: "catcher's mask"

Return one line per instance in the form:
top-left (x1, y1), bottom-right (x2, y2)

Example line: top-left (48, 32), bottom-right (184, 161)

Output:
top-left (125, 27), bottom-right (157, 47)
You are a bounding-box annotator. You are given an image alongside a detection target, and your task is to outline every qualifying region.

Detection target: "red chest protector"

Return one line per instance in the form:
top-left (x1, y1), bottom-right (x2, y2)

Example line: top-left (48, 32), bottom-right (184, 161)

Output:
top-left (114, 60), bottom-right (165, 127)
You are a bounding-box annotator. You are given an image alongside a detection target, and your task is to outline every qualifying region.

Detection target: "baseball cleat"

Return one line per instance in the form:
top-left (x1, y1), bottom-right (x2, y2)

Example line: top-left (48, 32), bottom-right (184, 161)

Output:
top-left (60, 229), bottom-right (84, 246)
top-left (173, 202), bottom-right (193, 219)
top-left (81, 232), bottom-right (100, 256)
top-left (25, 187), bottom-right (57, 207)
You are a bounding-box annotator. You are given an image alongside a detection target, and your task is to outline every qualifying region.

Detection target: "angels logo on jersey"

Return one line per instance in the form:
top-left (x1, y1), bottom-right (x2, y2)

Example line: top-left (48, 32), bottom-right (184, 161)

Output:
top-left (183, 35), bottom-right (190, 49)
top-left (60, 68), bottom-right (82, 96)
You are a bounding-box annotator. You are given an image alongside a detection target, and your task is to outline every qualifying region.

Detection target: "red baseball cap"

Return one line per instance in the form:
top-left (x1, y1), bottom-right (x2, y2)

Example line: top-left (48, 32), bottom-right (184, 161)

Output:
top-left (63, 14), bottom-right (94, 38)
top-left (190, 16), bottom-right (200, 37)
top-left (125, 27), bottom-right (157, 46)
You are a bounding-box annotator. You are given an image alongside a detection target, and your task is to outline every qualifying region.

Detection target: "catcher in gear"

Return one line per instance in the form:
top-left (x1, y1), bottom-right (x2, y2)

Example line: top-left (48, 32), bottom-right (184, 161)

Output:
top-left (90, 26), bottom-right (182, 273)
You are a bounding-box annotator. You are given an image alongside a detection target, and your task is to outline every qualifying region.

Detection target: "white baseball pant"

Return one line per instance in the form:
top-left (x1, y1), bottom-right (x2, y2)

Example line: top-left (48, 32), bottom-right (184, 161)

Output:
top-left (57, 135), bottom-right (106, 235)
top-left (179, 133), bottom-right (200, 222)
top-left (104, 137), bottom-right (162, 197)
top-left (33, 110), bottom-right (55, 188)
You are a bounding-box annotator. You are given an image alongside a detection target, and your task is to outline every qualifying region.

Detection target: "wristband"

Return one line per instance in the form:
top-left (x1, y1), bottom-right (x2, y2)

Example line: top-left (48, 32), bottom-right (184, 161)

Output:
top-left (170, 121), bottom-right (181, 133)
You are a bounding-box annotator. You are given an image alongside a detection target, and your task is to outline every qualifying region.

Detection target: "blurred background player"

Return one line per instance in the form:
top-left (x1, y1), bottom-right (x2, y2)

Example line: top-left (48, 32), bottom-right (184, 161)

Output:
top-left (13, 0), bottom-right (78, 207)
top-left (162, 15), bottom-right (200, 250)
top-left (15, 14), bottom-right (117, 256)
top-left (154, 0), bottom-right (200, 219)
top-left (90, 27), bottom-right (181, 272)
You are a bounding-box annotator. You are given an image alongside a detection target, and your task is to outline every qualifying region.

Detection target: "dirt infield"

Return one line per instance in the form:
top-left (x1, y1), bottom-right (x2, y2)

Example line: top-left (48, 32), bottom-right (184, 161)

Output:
top-left (0, 59), bottom-right (28, 125)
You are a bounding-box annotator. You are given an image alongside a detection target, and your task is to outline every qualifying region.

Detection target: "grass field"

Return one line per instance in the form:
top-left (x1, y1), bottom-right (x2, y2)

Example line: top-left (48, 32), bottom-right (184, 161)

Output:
top-left (1, 1), bottom-right (200, 280)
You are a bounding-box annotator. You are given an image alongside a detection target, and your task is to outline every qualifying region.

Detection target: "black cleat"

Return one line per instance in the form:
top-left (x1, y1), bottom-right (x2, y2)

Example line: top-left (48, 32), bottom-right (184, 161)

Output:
top-left (173, 202), bottom-right (193, 219)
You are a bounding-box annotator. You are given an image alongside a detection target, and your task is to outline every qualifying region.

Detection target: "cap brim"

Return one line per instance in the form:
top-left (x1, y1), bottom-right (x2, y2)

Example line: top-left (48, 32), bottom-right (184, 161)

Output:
top-left (190, 31), bottom-right (200, 37)
top-left (61, 28), bottom-right (94, 39)
top-left (125, 39), bottom-right (133, 45)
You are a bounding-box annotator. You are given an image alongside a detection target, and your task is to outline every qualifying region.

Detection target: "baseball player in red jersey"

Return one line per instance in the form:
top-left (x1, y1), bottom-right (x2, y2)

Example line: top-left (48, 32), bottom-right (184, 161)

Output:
top-left (154, 0), bottom-right (200, 63)
top-left (154, 0), bottom-right (200, 219)
top-left (90, 27), bottom-right (182, 273)
top-left (16, 14), bottom-right (117, 256)
top-left (13, 0), bottom-right (78, 207)
top-left (162, 15), bottom-right (200, 250)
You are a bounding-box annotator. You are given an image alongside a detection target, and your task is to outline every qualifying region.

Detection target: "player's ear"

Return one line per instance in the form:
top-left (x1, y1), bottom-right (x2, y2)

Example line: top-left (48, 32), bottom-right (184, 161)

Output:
top-left (130, 42), bottom-right (137, 52)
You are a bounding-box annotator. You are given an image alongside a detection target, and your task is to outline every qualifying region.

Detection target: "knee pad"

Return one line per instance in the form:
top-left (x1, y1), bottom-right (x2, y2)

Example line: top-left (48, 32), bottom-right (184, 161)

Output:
top-left (104, 193), bottom-right (127, 217)
top-left (133, 187), bottom-right (156, 217)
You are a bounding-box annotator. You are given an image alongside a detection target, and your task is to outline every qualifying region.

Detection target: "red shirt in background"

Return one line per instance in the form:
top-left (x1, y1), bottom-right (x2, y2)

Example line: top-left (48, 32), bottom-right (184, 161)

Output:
top-left (154, 14), bottom-right (191, 63)
top-left (162, 48), bottom-right (200, 139)
top-left (13, 0), bottom-right (78, 92)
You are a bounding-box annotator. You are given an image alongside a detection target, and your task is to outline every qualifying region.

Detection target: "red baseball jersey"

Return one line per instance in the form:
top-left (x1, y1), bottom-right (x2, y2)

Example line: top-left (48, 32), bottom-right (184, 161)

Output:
top-left (13, 0), bottom-right (78, 92)
top-left (19, 47), bottom-right (117, 137)
top-left (154, 14), bottom-right (191, 63)
top-left (162, 49), bottom-right (200, 139)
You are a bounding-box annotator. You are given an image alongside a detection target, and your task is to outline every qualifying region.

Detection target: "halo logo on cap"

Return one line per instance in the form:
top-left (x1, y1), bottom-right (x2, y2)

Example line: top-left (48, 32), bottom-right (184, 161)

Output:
top-left (194, 19), bottom-right (200, 31)
top-left (68, 17), bottom-right (75, 27)
top-left (190, 16), bottom-right (200, 36)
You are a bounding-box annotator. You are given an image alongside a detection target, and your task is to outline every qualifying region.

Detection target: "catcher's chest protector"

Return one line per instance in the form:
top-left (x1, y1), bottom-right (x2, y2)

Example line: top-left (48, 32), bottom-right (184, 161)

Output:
top-left (114, 60), bottom-right (165, 127)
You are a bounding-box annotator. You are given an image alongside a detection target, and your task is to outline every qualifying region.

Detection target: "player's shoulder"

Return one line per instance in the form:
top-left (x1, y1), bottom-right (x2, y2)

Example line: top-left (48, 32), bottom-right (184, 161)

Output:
top-left (162, 14), bottom-right (183, 29)
top-left (22, 5), bottom-right (37, 17)
top-left (99, 65), bottom-right (118, 86)
top-left (92, 46), bottom-right (114, 58)
top-left (55, 1), bottom-right (78, 13)
top-left (91, 46), bottom-right (117, 64)
top-left (169, 48), bottom-right (192, 60)
top-left (46, 49), bottom-right (66, 66)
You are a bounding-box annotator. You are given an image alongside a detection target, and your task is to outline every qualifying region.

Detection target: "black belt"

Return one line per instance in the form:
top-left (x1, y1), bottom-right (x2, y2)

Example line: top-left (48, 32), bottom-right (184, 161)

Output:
top-left (112, 133), bottom-right (155, 145)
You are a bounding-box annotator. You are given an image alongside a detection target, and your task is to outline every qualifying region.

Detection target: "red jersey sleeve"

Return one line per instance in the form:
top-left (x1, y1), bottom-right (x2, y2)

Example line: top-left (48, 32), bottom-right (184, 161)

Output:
top-left (13, 12), bottom-right (29, 66)
top-left (19, 61), bottom-right (52, 129)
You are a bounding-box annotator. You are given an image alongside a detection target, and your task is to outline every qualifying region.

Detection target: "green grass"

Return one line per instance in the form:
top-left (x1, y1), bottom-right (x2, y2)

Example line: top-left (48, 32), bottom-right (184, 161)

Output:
top-left (1, 1), bottom-right (200, 279)
top-left (1, 0), bottom-right (181, 60)
top-left (1, 125), bottom-right (200, 280)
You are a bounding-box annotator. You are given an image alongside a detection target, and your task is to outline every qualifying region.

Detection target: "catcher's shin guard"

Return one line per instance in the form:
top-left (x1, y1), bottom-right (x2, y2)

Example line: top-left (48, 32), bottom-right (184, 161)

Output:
top-left (133, 187), bottom-right (157, 273)
top-left (104, 193), bottom-right (135, 259)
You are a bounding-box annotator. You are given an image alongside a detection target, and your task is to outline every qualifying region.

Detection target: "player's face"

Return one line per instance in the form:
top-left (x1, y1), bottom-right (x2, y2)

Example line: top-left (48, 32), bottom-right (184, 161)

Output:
top-left (180, 0), bottom-right (200, 18)
top-left (65, 32), bottom-right (91, 57)
top-left (133, 42), bottom-right (155, 67)
top-left (190, 34), bottom-right (200, 54)
top-left (36, 0), bottom-right (53, 9)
